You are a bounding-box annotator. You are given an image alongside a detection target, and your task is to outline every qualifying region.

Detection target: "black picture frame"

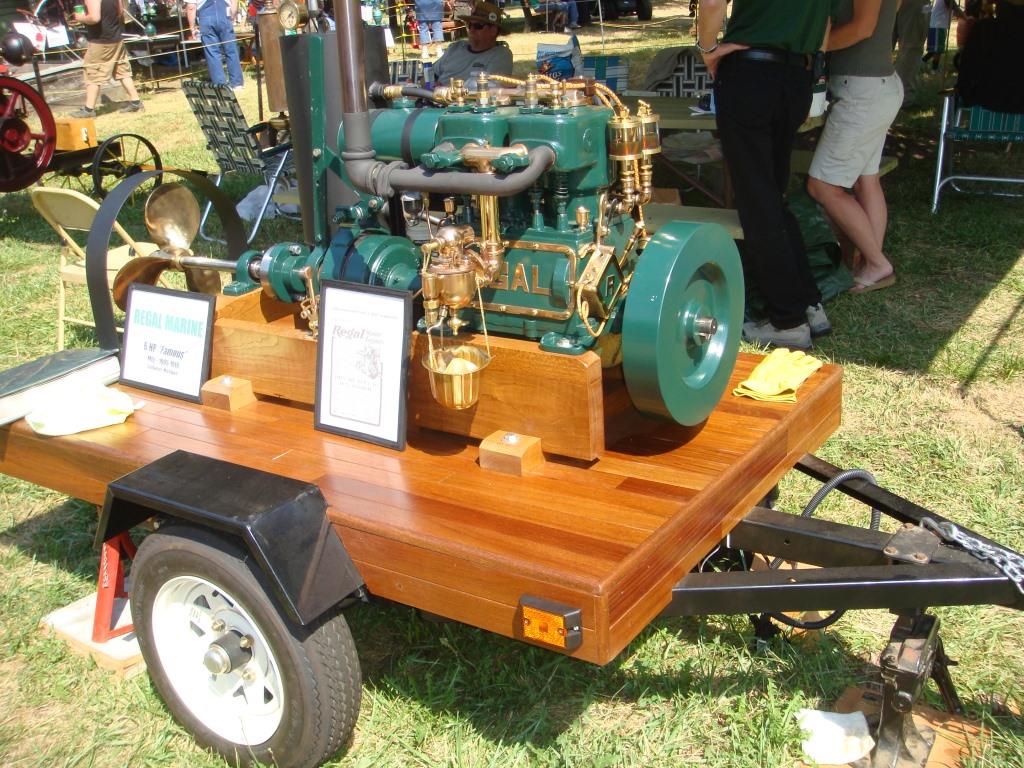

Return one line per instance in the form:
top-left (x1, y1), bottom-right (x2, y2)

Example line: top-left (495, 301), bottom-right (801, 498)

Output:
top-left (313, 280), bottom-right (413, 451)
top-left (119, 284), bottom-right (216, 403)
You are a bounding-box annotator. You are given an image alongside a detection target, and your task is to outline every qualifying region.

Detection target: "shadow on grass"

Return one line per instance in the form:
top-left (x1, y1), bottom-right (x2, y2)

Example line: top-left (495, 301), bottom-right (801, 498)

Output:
top-left (344, 598), bottom-right (871, 750)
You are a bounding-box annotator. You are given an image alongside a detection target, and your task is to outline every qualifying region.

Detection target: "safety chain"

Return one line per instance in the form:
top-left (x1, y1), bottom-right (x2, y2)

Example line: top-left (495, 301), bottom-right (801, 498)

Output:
top-left (921, 518), bottom-right (1024, 595)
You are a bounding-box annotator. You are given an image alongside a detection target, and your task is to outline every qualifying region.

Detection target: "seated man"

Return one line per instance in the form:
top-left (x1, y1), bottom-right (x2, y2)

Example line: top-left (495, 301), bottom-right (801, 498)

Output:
top-left (431, 0), bottom-right (513, 86)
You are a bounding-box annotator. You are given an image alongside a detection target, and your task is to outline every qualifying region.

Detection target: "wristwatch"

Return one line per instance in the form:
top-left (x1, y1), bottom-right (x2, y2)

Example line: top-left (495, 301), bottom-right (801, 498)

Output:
top-left (696, 38), bottom-right (719, 55)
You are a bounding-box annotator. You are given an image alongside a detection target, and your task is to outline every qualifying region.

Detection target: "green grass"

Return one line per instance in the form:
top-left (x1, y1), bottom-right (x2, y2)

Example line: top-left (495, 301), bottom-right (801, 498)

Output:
top-left (3, 16), bottom-right (1024, 767)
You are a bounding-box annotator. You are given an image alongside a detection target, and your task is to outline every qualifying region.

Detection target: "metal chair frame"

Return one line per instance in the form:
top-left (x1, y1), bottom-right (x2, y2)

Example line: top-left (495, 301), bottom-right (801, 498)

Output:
top-left (182, 79), bottom-right (293, 245)
top-left (932, 92), bottom-right (1024, 212)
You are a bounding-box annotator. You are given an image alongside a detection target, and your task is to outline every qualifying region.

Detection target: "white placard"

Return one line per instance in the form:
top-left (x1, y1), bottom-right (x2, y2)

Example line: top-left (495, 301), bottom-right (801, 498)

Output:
top-left (119, 285), bottom-right (215, 402)
top-left (314, 281), bottom-right (411, 450)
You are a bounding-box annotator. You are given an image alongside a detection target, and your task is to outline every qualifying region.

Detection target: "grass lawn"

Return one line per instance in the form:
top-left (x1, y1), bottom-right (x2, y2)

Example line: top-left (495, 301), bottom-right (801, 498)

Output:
top-left (2, 8), bottom-right (1023, 766)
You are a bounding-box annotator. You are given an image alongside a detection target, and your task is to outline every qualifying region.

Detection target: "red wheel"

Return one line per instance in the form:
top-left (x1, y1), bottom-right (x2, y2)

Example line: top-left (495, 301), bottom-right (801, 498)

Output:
top-left (0, 75), bottom-right (55, 192)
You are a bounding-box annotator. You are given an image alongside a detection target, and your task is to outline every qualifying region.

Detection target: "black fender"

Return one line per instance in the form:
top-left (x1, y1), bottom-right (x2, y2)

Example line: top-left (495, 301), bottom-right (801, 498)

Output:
top-left (96, 450), bottom-right (365, 626)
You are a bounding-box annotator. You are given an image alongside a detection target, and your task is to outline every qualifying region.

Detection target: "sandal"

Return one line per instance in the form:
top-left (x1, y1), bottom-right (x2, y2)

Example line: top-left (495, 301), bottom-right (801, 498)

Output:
top-left (850, 272), bottom-right (896, 294)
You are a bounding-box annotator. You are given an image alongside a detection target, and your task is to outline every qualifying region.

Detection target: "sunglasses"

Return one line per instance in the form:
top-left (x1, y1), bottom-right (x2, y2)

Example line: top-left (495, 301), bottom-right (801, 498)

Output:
top-left (468, 22), bottom-right (494, 30)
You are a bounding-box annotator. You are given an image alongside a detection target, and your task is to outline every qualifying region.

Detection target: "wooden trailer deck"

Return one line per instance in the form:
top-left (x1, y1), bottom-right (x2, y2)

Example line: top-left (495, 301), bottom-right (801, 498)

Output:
top-left (0, 353), bottom-right (842, 665)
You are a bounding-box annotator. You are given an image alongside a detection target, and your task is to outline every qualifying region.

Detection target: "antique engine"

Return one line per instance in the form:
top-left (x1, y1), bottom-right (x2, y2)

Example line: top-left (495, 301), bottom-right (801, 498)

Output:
top-left (112, 0), bottom-right (743, 428)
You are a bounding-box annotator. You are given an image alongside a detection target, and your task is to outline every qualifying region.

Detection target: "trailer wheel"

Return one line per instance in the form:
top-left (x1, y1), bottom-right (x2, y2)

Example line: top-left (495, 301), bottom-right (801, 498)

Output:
top-left (130, 525), bottom-right (361, 768)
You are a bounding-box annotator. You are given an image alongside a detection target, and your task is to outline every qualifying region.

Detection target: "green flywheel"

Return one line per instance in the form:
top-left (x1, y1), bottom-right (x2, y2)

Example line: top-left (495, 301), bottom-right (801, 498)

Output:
top-left (621, 220), bottom-right (744, 425)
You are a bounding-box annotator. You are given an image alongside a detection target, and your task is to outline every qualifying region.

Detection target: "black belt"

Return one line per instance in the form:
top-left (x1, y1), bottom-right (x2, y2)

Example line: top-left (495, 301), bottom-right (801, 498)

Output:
top-left (731, 48), bottom-right (812, 70)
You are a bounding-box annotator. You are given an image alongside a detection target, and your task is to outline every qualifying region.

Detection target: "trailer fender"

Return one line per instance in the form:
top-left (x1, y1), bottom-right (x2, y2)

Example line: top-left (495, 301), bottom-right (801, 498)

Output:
top-left (96, 450), bottom-right (364, 626)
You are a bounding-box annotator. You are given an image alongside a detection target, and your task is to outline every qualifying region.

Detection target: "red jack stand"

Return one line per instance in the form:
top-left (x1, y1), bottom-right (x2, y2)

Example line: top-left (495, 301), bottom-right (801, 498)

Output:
top-left (91, 532), bottom-right (137, 644)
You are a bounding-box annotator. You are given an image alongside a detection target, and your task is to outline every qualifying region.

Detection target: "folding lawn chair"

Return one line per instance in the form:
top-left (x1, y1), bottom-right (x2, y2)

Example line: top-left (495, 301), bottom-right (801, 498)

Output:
top-left (931, 92), bottom-right (1024, 212)
top-left (182, 80), bottom-right (293, 245)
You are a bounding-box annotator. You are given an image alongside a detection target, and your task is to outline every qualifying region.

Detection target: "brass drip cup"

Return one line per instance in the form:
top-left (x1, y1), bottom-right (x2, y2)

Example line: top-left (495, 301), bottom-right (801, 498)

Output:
top-left (422, 345), bottom-right (492, 410)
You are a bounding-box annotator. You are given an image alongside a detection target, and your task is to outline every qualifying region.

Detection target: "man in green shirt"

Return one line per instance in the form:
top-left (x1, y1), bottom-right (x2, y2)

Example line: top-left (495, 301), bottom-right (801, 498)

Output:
top-left (697, 0), bottom-right (837, 349)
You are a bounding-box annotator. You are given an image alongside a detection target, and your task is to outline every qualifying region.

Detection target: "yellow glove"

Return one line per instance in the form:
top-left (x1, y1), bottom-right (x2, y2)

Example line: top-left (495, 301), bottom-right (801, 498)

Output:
top-left (733, 348), bottom-right (822, 403)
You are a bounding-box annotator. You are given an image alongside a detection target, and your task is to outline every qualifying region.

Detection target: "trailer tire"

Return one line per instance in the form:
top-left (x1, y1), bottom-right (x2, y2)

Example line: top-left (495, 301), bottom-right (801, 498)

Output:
top-left (130, 524), bottom-right (361, 768)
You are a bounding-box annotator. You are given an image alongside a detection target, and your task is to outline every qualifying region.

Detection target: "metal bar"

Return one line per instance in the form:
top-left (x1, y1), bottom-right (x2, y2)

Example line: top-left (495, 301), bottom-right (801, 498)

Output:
top-left (730, 507), bottom-right (892, 567)
top-left (730, 508), bottom-right (986, 568)
top-left (662, 562), bottom-right (1017, 618)
top-left (795, 455), bottom-right (1013, 554)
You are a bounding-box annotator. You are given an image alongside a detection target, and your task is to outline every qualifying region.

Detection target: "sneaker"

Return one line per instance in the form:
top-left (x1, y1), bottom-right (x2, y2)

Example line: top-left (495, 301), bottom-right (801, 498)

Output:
top-left (69, 106), bottom-right (96, 118)
top-left (120, 100), bottom-right (144, 113)
top-left (742, 319), bottom-right (813, 350)
top-left (232, 84), bottom-right (244, 92)
top-left (805, 303), bottom-right (831, 337)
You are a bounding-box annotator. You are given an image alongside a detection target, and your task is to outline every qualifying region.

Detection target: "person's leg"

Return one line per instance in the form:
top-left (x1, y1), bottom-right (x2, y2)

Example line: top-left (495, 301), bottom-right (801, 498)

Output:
top-left (894, 3), bottom-right (928, 104)
top-left (199, 18), bottom-right (227, 84)
top-left (808, 176), bottom-right (892, 283)
top-left (112, 43), bottom-right (141, 102)
top-left (567, 0), bottom-right (579, 27)
top-left (852, 174), bottom-right (886, 250)
top-left (715, 58), bottom-right (812, 330)
top-left (219, 18), bottom-right (245, 87)
top-left (84, 82), bottom-right (101, 109)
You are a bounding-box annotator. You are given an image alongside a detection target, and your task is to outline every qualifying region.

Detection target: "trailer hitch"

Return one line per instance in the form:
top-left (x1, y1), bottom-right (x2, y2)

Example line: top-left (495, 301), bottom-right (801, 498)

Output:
top-left (662, 453), bottom-right (1024, 767)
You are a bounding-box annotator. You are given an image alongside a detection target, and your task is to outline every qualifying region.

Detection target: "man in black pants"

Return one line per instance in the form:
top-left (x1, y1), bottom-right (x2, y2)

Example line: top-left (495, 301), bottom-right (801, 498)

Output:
top-left (697, 0), bottom-right (836, 350)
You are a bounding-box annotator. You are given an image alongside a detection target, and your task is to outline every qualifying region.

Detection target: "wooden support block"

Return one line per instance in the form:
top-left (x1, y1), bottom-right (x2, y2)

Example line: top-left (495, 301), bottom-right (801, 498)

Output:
top-left (201, 375), bottom-right (256, 411)
top-left (39, 592), bottom-right (146, 678)
top-left (479, 430), bottom-right (545, 476)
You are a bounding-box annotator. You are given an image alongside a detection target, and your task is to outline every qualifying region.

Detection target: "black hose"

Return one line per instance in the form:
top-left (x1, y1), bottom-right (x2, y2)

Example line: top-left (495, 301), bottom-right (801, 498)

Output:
top-left (763, 468), bottom-right (882, 632)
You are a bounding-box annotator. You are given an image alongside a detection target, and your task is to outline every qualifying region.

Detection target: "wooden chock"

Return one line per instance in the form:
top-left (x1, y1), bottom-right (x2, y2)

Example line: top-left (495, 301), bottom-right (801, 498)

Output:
top-left (201, 375), bottom-right (256, 411)
top-left (479, 430), bottom-right (545, 476)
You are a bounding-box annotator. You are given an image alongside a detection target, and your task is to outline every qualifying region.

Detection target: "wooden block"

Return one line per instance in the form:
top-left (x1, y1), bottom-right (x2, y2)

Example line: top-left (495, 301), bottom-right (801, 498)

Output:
top-left (479, 430), bottom-right (545, 476)
top-left (201, 374), bottom-right (256, 411)
top-left (38, 592), bottom-right (146, 678)
top-left (54, 117), bottom-right (97, 151)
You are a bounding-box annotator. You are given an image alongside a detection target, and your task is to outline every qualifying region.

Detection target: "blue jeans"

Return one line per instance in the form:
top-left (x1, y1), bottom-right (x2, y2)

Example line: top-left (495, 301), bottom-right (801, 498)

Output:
top-left (197, 2), bottom-right (243, 87)
top-left (418, 19), bottom-right (443, 45)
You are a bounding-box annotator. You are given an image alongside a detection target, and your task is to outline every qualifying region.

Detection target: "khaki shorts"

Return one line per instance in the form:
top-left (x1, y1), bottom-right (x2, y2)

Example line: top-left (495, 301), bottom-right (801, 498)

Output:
top-left (83, 41), bottom-right (131, 85)
top-left (808, 74), bottom-right (903, 188)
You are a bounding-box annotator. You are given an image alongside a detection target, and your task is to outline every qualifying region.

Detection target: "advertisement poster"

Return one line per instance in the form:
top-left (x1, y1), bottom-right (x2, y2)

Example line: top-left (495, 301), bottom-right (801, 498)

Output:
top-left (314, 281), bottom-right (411, 450)
top-left (119, 285), bottom-right (215, 402)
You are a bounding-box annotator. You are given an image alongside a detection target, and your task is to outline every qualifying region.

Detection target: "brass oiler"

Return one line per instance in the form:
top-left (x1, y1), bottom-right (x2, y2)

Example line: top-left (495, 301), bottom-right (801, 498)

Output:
top-left (420, 223), bottom-right (493, 410)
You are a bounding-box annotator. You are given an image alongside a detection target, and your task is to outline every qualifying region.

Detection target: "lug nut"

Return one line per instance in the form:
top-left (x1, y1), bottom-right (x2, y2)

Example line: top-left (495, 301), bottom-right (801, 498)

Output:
top-left (211, 619), bottom-right (225, 632)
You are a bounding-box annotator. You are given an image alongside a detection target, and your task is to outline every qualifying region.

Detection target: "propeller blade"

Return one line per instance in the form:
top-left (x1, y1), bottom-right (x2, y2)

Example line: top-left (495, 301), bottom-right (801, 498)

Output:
top-left (112, 254), bottom-right (175, 310)
top-left (144, 182), bottom-right (201, 250)
top-left (184, 266), bottom-right (223, 296)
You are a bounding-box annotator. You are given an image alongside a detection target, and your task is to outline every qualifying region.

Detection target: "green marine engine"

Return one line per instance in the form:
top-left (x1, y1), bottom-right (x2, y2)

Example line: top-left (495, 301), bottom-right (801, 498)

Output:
top-left (219, 10), bottom-right (743, 426)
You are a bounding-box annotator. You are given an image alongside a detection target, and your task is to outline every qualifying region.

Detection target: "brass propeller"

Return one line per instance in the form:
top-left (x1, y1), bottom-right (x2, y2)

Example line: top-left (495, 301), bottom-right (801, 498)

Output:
top-left (112, 183), bottom-right (229, 309)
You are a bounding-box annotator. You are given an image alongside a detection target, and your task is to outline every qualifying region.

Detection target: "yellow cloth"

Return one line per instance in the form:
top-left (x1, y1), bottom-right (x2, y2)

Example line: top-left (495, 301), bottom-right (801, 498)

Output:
top-left (733, 348), bottom-right (823, 403)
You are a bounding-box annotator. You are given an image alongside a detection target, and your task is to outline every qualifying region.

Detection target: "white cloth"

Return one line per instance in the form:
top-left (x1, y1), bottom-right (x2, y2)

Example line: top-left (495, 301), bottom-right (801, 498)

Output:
top-left (795, 709), bottom-right (875, 765)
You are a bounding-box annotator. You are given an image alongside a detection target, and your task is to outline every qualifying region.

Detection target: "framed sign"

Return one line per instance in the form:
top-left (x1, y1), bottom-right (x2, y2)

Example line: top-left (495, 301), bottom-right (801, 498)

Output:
top-left (314, 280), bottom-right (412, 450)
top-left (120, 284), bottom-right (216, 402)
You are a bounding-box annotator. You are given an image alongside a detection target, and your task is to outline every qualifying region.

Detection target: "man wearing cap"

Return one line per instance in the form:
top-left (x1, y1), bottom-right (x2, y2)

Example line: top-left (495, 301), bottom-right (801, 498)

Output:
top-left (697, 0), bottom-right (838, 350)
top-left (432, 0), bottom-right (513, 86)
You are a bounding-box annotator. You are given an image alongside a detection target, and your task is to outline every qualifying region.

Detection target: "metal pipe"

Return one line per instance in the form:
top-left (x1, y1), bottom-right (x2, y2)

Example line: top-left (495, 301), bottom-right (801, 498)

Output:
top-left (386, 146), bottom-right (556, 196)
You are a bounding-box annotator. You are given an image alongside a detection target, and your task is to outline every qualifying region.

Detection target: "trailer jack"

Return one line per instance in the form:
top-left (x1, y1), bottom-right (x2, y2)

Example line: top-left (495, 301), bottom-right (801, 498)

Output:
top-left (870, 612), bottom-right (962, 768)
top-left (662, 454), bottom-right (1024, 768)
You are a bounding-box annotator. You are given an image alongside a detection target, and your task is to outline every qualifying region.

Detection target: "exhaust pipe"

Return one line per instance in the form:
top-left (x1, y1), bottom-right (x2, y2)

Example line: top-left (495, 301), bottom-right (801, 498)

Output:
top-left (334, 0), bottom-right (554, 199)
